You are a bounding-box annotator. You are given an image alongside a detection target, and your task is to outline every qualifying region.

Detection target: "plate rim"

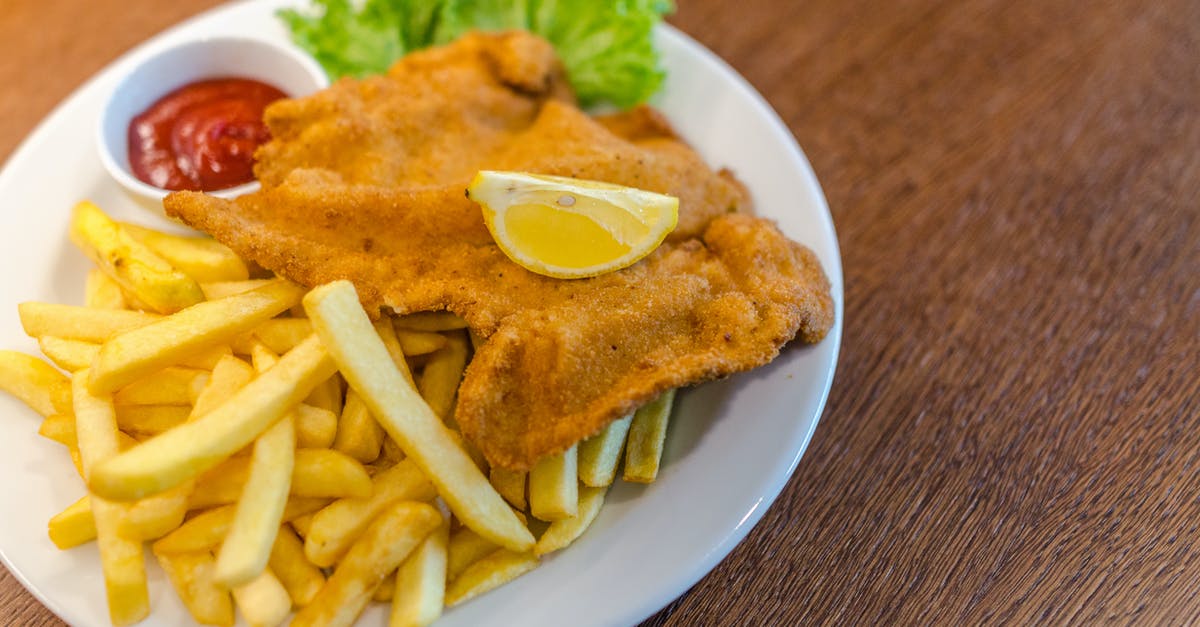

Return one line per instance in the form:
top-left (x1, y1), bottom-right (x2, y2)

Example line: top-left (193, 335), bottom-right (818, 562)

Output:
top-left (0, 2), bottom-right (844, 625)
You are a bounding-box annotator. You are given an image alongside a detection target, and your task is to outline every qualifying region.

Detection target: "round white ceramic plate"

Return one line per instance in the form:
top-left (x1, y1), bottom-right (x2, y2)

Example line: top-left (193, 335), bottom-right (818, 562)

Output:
top-left (0, 1), bottom-right (843, 625)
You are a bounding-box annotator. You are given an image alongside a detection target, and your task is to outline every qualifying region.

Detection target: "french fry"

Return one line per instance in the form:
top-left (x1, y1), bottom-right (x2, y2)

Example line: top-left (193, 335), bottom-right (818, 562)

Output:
top-left (215, 414), bottom-right (295, 587)
top-left (17, 302), bottom-right (158, 342)
top-left (189, 449), bottom-right (371, 509)
top-left (444, 549), bottom-right (539, 607)
top-left (89, 335), bottom-right (336, 500)
top-left (623, 389), bottom-right (676, 483)
top-left (231, 568), bottom-right (292, 627)
top-left (232, 318), bottom-right (314, 355)
top-left (85, 268), bottom-right (127, 310)
top-left (394, 329), bottom-right (447, 356)
top-left (334, 389), bottom-right (384, 463)
top-left (71, 370), bottom-right (149, 625)
top-left (379, 435), bottom-right (405, 466)
top-left (48, 495), bottom-right (96, 549)
top-left (303, 281), bottom-right (533, 551)
top-left (0, 350), bottom-right (71, 416)
top-left (295, 403), bottom-right (338, 449)
top-left (40, 336), bottom-right (229, 373)
top-left (373, 572), bottom-right (396, 602)
top-left (191, 354), bottom-right (255, 418)
top-left (578, 414), bottom-right (633, 487)
top-left (154, 550), bottom-right (236, 627)
top-left (88, 279), bottom-right (305, 393)
top-left (446, 527), bottom-right (499, 581)
top-left (529, 446), bottom-right (578, 521)
top-left (112, 367), bottom-right (208, 406)
top-left (291, 501), bottom-right (443, 627)
top-left (304, 373), bottom-right (343, 415)
top-left (291, 513), bottom-right (315, 538)
top-left (489, 467), bottom-right (527, 510)
top-left (116, 405), bottom-right (191, 436)
top-left (69, 201), bottom-right (205, 313)
top-left (391, 519), bottom-right (449, 627)
top-left (200, 279), bottom-right (278, 301)
top-left (154, 498), bottom-right (329, 554)
top-left (269, 525), bottom-right (325, 607)
top-left (534, 485), bottom-right (608, 556)
top-left (393, 311), bottom-right (468, 332)
top-left (416, 330), bottom-right (468, 419)
top-left (373, 319), bottom-right (414, 387)
top-left (304, 459), bottom-right (437, 568)
top-left (119, 222), bottom-right (249, 283)
top-left (38, 413), bottom-right (75, 446)
top-left (120, 481), bottom-right (190, 540)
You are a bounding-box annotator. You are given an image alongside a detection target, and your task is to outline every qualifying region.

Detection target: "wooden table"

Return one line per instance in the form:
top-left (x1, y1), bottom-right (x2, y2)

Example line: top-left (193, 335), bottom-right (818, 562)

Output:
top-left (2, 0), bottom-right (1197, 624)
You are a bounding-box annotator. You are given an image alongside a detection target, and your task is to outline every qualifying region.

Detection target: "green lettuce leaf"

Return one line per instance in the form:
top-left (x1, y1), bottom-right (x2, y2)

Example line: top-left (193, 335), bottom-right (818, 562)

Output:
top-left (278, 0), bottom-right (674, 108)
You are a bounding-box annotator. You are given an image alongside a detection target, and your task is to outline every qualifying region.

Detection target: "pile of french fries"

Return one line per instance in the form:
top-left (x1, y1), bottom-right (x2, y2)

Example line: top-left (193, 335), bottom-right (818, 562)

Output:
top-left (0, 201), bottom-right (677, 627)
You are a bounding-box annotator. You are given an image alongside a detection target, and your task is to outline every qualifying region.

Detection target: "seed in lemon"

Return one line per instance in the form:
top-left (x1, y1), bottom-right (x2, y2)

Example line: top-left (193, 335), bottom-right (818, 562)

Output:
top-left (467, 171), bottom-right (679, 279)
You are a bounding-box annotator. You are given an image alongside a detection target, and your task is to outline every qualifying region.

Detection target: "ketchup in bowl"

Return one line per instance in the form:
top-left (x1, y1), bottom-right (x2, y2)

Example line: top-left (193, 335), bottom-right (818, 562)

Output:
top-left (127, 78), bottom-right (286, 192)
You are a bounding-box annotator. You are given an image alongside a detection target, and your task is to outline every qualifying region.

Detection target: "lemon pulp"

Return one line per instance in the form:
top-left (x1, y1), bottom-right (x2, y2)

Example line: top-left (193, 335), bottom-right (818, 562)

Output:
top-left (467, 171), bottom-right (679, 279)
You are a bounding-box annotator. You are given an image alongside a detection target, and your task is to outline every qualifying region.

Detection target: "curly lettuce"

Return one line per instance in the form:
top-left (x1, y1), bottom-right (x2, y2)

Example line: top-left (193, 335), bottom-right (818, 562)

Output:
top-left (278, 0), bottom-right (674, 108)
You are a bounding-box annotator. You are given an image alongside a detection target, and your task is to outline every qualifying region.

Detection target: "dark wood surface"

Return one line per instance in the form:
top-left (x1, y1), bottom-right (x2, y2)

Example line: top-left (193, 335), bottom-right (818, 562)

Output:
top-left (3, 0), bottom-right (1198, 624)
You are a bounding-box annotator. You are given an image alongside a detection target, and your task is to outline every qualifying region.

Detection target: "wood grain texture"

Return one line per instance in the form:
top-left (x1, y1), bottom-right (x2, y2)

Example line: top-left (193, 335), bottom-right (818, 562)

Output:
top-left (1, 0), bottom-right (1197, 625)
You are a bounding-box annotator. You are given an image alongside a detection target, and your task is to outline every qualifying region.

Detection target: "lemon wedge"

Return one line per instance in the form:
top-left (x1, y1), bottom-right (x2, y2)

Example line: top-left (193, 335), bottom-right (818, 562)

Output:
top-left (467, 171), bottom-right (679, 279)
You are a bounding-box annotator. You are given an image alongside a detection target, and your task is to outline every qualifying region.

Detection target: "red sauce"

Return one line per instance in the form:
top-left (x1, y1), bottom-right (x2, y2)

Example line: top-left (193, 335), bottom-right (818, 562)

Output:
top-left (127, 78), bottom-right (286, 191)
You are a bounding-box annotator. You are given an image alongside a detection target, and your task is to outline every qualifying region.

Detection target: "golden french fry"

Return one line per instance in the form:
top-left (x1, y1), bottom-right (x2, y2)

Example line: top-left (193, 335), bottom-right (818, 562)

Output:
top-left (48, 495), bottom-right (96, 549)
top-left (112, 367), bottom-right (208, 406)
top-left (154, 497), bottom-right (328, 554)
top-left (215, 415), bottom-right (295, 587)
top-left (578, 414), bottom-right (633, 487)
top-left (89, 335), bottom-right (336, 500)
top-left (529, 446), bottom-right (578, 521)
top-left (373, 319), bottom-right (414, 387)
top-left (534, 485), bottom-right (608, 556)
top-left (445, 549), bottom-right (539, 607)
top-left (304, 281), bottom-right (533, 551)
top-left (304, 373), bottom-right (343, 415)
top-left (391, 519), bottom-right (449, 627)
top-left (269, 525), bottom-right (325, 607)
top-left (0, 350), bottom-right (71, 417)
top-left (446, 527), bottom-right (499, 582)
top-left (623, 389), bottom-right (676, 483)
top-left (393, 311), bottom-right (468, 332)
top-left (394, 329), bottom-right (447, 357)
top-left (295, 403), bottom-right (337, 449)
top-left (18, 302), bottom-right (158, 342)
top-left (88, 279), bottom-right (305, 393)
top-left (292, 501), bottom-right (443, 627)
top-left (416, 330), bottom-right (468, 419)
top-left (489, 467), bottom-right (527, 511)
top-left (70, 201), bottom-right (205, 313)
top-left (71, 370), bottom-right (149, 626)
top-left (290, 513), bottom-right (315, 538)
top-left (373, 572), bottom-right (396, 602)
top-left (379, 435), bottom-right (405, 466)
top-left (191, 355), bottom-right (255, 418)
top-left (334, 389), bottom-right (384, 463)
top-left (115, 405), bottom-right (191, 436)
top-left (120, 222), bottom-right (249, 284)
top-left (189, 448), bottom-right (370, 510)
top-left (40, 336), bottom-right (229, 373)
top-left (154, 550), bottom-right (236, 627)
top-left (120, 481), bottom-right (190, 540)
top-left (231, 568), bottom-right (292, 627)
top-left (38, 413), bottom-right (75, 446)
top-left (85, 268), bottom-right (128, 310)
top-left (200, 279), bottom-right (278, 301)
top-left (232, 318), bottom-right (314, 355)
top-left (304, 459), bottom-right (437, 568)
